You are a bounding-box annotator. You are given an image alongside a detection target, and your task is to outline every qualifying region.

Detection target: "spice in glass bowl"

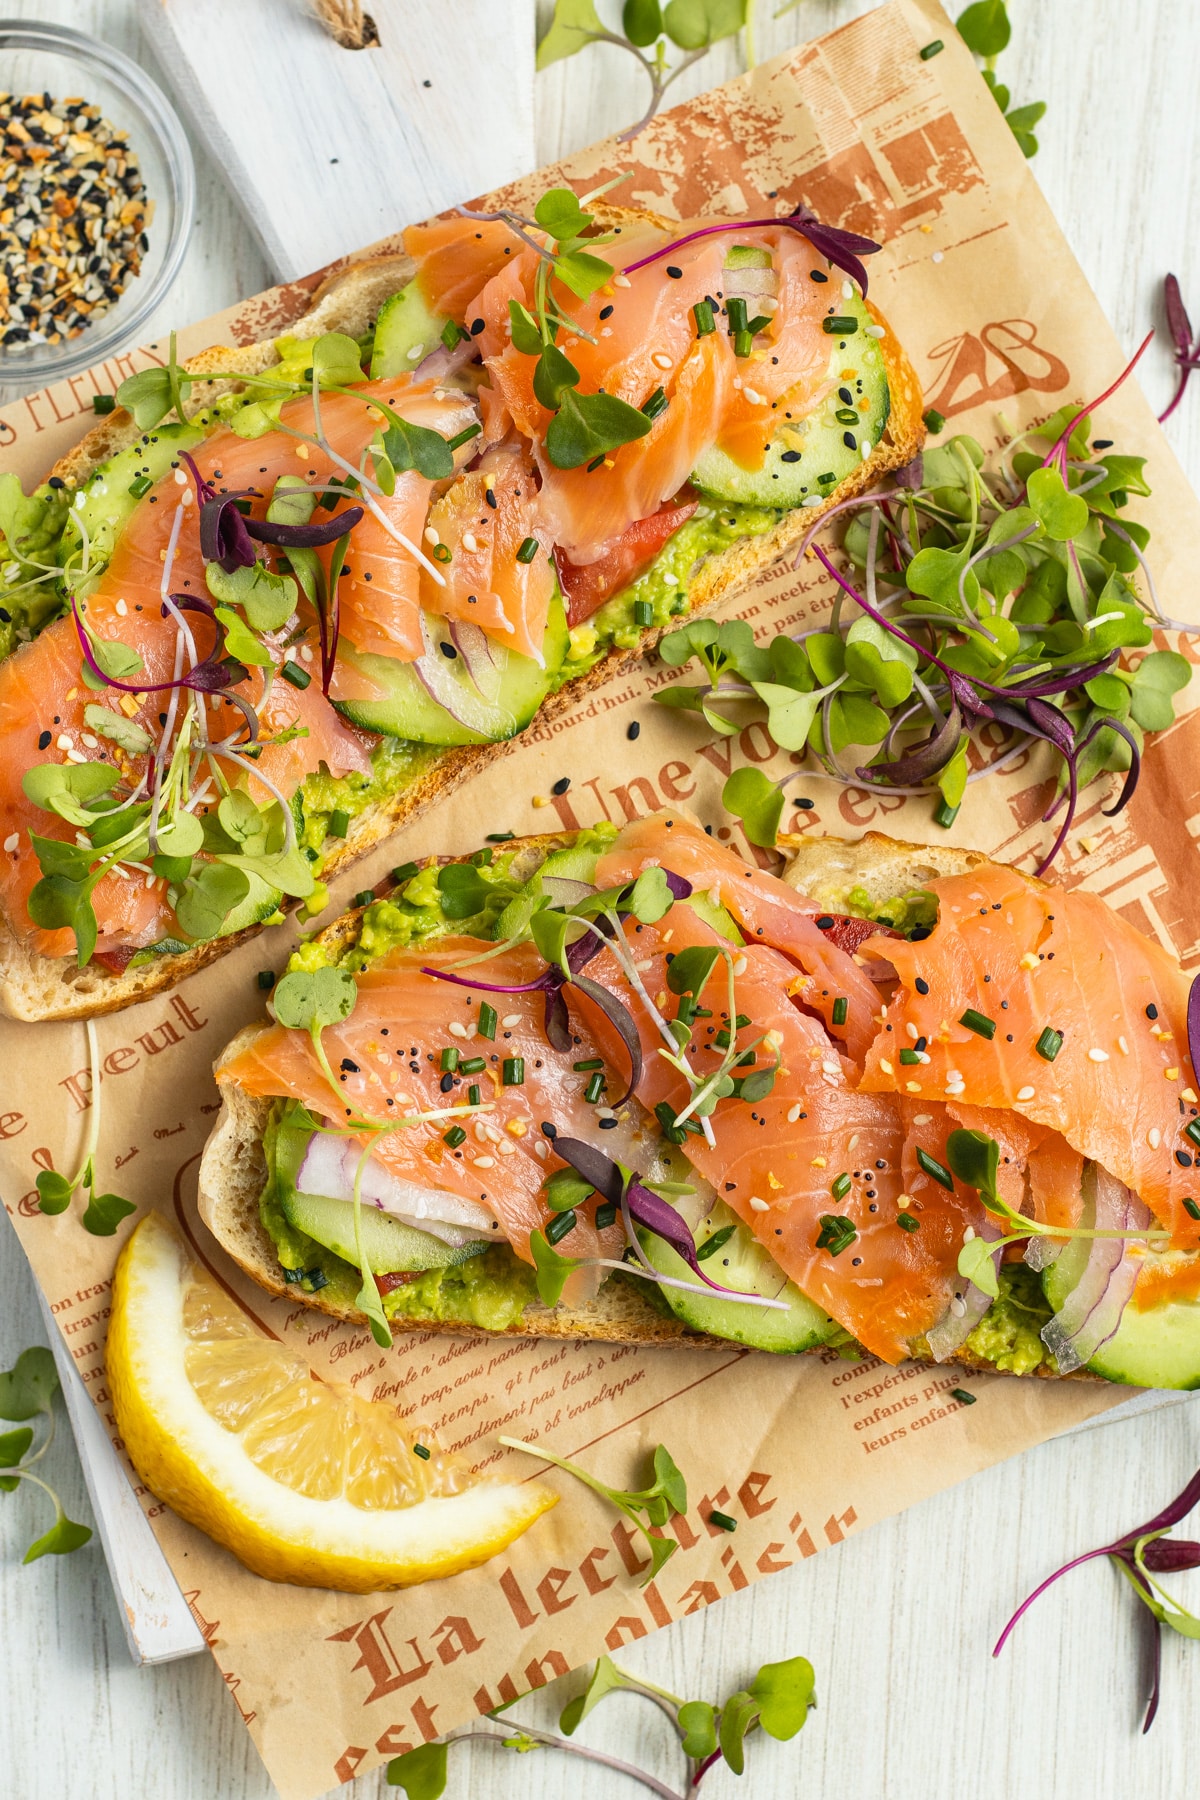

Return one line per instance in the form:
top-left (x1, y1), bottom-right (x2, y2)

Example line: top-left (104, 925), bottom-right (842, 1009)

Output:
top-left (0, 91), bottom-right (153, 348)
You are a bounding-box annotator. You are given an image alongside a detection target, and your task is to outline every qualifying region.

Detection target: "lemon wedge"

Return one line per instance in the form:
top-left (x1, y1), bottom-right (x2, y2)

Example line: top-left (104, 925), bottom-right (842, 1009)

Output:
top-left (107, 1212), bottom-right (555, 1590)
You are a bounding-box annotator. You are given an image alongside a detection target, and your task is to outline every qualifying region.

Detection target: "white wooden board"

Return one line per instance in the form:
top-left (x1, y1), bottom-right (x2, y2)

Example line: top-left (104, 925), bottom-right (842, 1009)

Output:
top-left (138, 0), bottom-right (537, 281)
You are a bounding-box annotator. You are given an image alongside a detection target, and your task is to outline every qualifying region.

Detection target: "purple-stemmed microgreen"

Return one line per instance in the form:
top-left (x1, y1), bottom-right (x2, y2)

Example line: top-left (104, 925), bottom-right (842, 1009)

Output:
top-left (1159, 274), bottom-right (1200, 424)
top-left (385, 1646), bottom-right (816, 1798)
top-left (995, 1465), bottom-right (1200, 1730)
top-left (658, 342), bottom-right (1192, 866)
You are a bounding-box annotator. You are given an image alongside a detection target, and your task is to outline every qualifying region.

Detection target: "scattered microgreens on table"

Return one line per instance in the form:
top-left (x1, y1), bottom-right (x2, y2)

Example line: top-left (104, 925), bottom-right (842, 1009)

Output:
top-left (387, 1645), bottom-right (815, 1798)
top-left (953, 3), bottom-right (1046, 157)
top-left (995, 1463), bottom-right (1200, 1731)
top-left (1160, 273), bottom-right (1200, 423)
top-left (658, 349), bottom-right (1195, 871)
top-left (500, 1437), bottom-right (686, 1581)
top-left (34, 1021), bottom-right (135, 1236)
top-left (0, 1347), bottom-right (92, 1565)
top-left (537, 2), bottom-right (749, 141)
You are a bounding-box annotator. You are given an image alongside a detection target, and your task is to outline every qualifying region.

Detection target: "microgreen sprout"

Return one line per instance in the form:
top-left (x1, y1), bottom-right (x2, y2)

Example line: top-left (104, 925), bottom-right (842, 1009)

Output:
top-left (1159, 274), bottom-right (1200, 423)
top-left (498, 1437), bottom-right (687, 1582)
top-left (34, 1021), bottom-right (135, 1236)
top-left (657, 349), bottom-right (1192, 869)
top-left (995, 1463), bottom-right (1200, 1729)
top-left (386, 1645), bottom-right (815, 1798)
top-left (1, 1346), bottom-right (93, 1564)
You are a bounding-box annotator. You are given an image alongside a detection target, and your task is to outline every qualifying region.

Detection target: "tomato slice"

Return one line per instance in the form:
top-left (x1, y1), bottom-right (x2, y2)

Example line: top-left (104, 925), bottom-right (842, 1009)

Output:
top-left (556, 495), bottom-right (698, 627)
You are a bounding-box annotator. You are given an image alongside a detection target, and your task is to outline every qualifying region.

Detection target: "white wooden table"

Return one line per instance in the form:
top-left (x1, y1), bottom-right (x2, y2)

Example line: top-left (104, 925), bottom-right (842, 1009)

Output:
top-left (2, 3), bottom-right (1199, 1796)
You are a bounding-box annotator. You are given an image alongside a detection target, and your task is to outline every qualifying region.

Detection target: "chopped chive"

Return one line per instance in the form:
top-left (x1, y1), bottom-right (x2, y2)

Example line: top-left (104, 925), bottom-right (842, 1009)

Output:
top-left (831, 996), bottom-right (848, 1026)
top-left (693, 299), bottom-right (715, 336)
top-left (468, 1084), bottom-right (482, 1106)
top-left (281, 660), bottom-right (311, 689)
top-left (897, 1211), bottom-right (921, 1232)
top-left (709, 1510), bottom-right (737, 1532)
top-left (447, 423), bottom-right (482, 451)
top-left (951, 1388), bottom-right (977, 1405)
top-left (413, 1443), bottom-right (431, 1460)
top-left (586, 453), bottom-right (605, 472)
top-left (821, 316), bottom-right (858, 335)
top-left (831, 1172), bottom-right (852, 1201)
top-left (584, 1071), bottom-right (606, 1103)
top-left (502, 1056), bottom-right (524, 1086)
top-left (573, 1058), bottom-right (603, 1071)
top-left (460, 1056), bottom-right (486, 1075)
top-left (726, 296), bottom-right (749, 336)
top-left (816, 471), bottom-right (837, 486)
top-left (485, 831), bottom-right (514, 842)
top-left (304, 1268), bottom-right (329, 1291)
top-left (478, 1002), bottom-right (497, 1040)
top-left (933, 798), bottom-right (960, 828)
top-left (633, 599), bottom-right (654, 628)
top-left (1035, 1027), bottom-right (1063, 1062)
top-left (392, 861), bottom-right (419, 883)
top-left (655, 1099), bottom-right (688, 1145)
top-left (444, 1125), bottom-right (466, 1148)
top-left (328, 808), bottom-right (350, 838)
top-left (515, 535), bottom-right (540, 565)
top-left (696, 1224), bottom-right (735, 1261)
top-left (735, 1013), bottom-right (751, 1029)
top-left (1184, 1198), bottom-right (1200, 1221)
top-left (283, 1266), bottom-right (303, 1283)
top-left (733, 329), bottom-right (754, 358)
top-left (432, 541), bottom-right (452, 563)
top-left (127, 474), bottom-right (154, 498)
top-left (834, 407), bottom-right (859, 425)
top-left (441, 318), bottom-right (467, 350)
top-left (960, 1008), bottom-right (996, 1040)
top-left (440, 1047), bottom-right (459, 1073)
top-left (714, 1028), bottom-right (732, 1050)
top-left (919, 38), bottom-right (944, 59)
top-left (676, 995), bottom-right (696, 1027)
top-left (899, 1048), bottom-right (922, 1065)
top-left (1185, 1121), bottom-right (1200, 1150)
top-left (92, 393), bottom-right (116, 414)
top-left (256, 969), bottom-right (276, 990)
top-left (353, 889), bottom-right (374, 908)
top-left (641, 386), bottom-right (668, 421)
top-left (816, 1214), bottom-right (857, 1256)
top-left (916, 1148), bottom-right (954, 1191)
top-left (595, 1200), bottom-right (618, 1230)
top-left (923, 407), bottom-right (946, 433)
top-left (546, 1209), bottom-right (577, 1245)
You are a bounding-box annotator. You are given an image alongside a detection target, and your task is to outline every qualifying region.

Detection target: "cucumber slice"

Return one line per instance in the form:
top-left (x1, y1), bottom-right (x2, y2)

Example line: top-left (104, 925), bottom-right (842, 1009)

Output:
top-left (333, 592), bottom-right (568, 746)
top-left (62, 421), bottom-right (207, 572)
top-left (1044, 1248), bottom-right (1200, 1389)
top-left (370, 282), bottom-right (450, 380)
top-left (637, 1201), bottom-right (839, 1353)
top-left (690, 290), bottom-right (890, 509)
top-left (281, 1188), bottom-right (487, 1274)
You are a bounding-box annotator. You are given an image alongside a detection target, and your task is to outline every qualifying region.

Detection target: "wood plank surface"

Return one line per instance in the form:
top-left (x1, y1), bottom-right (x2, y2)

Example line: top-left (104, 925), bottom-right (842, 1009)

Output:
top-left (2, 3), bottom-right (1199, 1797)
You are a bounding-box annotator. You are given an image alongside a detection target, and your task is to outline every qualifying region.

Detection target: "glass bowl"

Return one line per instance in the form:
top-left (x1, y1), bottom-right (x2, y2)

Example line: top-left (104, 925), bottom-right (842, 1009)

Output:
top-left (0, 19), bottom-right (194, 391)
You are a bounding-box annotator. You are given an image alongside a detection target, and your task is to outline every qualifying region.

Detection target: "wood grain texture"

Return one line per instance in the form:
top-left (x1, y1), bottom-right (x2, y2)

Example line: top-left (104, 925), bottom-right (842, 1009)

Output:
top-left (2, 2), bottom-right (1199, 1797)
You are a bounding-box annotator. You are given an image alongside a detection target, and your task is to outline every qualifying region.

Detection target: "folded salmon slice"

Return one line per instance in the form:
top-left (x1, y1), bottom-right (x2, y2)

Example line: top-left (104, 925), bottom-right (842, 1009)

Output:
top-left (220, 938), bottom-right (643, 1266)
top-left (858, 863), bottom-right (1199, 1241)
top-left (595, 810), bottom-right (883, 1067)
top-left (417, 446), bottom-right (554, 662)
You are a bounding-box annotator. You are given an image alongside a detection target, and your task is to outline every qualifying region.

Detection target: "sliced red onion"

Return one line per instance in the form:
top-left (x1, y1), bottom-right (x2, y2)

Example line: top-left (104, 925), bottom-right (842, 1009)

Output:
top-left (926, 1217), bottom-right (1004, 1362)
top-left (448, 619), bottom-right (502, 702)
top-left (541, 875), bottom-right (597, 909)
top-left (1041, 1165), bottom-right (1150, 1374)
top-left (412, 611), bottom-right (497, 734)
top-left (570, 972), bottom-right (643, 1105)
top-left (893, 455), bottom-right (924, 490)
top-left (295, 1130), bottom-right (494, 1246)
top-left (412, 333), bottom-right (481, 384)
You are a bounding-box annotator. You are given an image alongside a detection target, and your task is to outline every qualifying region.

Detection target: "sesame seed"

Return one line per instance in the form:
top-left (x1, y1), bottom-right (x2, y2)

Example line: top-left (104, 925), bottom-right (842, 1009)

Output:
top-left (474, 1155), bottom-right (495, 1168)
top-left (462, 531), bottom-right (479, 552)
top-left (3, 832), bottom-right (18, 853)
top-left (1148, 1128), bottom-right (1161, 1149)
top-left (787, 1102), bottom-right (803, 1123)
top-left (879, 1058), bottom-right (894, 1074)
top-left (613, 273), bottom-right (631, 288)
top-left (905, 1080), bottom-right (922, 1093)
top-left (501, 1013), bottom-right (521, 1028)
top-left (864, 323), bottom-right (885, 338)
top-left (963, 1226), bottom-right (976, 1242)
top-left (1088, 1047), bottom-right (1110, 1063)
top-left (651, 350), bottom-right (672, 369)
top-left (749, 1196), bottom-right (770, 1212)
top-left (449, 1021), bottom-right (468, 1038)
top-left (950, 1296), bottom-right (966, 1317)
top-left (913, 1114), bottom-right (932, 1126)
top-left (424, 526), bottom-right (440, 545)
top-left (55, 733), bottom-right (72, 749)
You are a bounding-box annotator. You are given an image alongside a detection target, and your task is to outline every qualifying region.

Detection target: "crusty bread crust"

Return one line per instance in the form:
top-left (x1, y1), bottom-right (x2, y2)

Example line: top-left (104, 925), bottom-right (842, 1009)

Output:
top-left (198, 828), bottom-right (1091, 1376)
top-left (0, 205), bottom-right (924, 1021)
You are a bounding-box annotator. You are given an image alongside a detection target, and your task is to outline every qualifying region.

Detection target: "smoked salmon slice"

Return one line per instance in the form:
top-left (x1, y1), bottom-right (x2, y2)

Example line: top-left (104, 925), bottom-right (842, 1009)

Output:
top-left (417, 446), bottom-right (554, 663)
top-left (858, 863), bottom-right (1200, 1241)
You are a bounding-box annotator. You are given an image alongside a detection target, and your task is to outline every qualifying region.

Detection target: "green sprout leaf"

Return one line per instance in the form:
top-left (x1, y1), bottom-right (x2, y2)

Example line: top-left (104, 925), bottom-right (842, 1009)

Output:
top-left (955, 1), bottom-right (1011, 56)
top-left (115, 366), bottom-right (182, 431)
top-left (1129, 649), bottom-right (1190, 732)
top-left (382, 417), bottom-right (454, 481)
top-left (723, 766), bottom-right (782, 848)
top-left (82, 1190), bottom-right (137, 1237)
top-left (267, 474), bottom-right (319, 528)
top-left (81, 703), bottom-right (153, 757)
top-left (544, 389), bottom-right (653, 470)
top-left (0, 1347), bottom-right (58, 1421)
top-left (957, 1233), bottom-right (1001, 1299)
top-left (559, 1654), bottom-right (635, 1735)
top-left (544, 1168), bottom-right (596, 1213)
top-left (533, 343), bottom-right (582, 410)
top-left (666, 943), bottom-right (721, 997)
top-left (386, 1742), bottom-right (449, 1797)
top-left (214, 604), bottom-right (273, 667)
top-left (530, 1228), bottom-right (582, 1306)
top-left (272, 965), bottom-right (358, 1033)
top-left (205, 560), bottom-right (298, 632)
top-left (0, 1426), bottom-right (34, 1482)
top-left (23, 760), bottom-right (118, 824)
top-left (174, 862), bottom-right (251, 942)
top-left (310, 331), bottom-right (365, 387)
top-left (625, 864), bottom-right (673, 923)
top-left (35, 1170), bottom-right (74, 1215)
top-left (663, 0), bottom-right (747, 51)
top-left (946, 1127), bottom-right (1001, 1207)
top-left (677, 1699), bottom-right (718, 1759)
top-left (1026, 467), bottom-right (1090, 541)
top-left (748, 1655), bottom-right (818, 1742)
top-left (23, 1510), bottom-right (93, 1564)
top-left (437, 861), bottom-right (497, 920)
top-left (554, 249), bottom-right (616, 301)
top-left (536, 0), bottom-right (607, 70)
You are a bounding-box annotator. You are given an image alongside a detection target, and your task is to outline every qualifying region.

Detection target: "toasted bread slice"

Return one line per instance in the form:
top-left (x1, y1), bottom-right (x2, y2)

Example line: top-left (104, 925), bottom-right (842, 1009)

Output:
top-left (197, 828), bottom-right (1082, 1374)
top-left (0, 204), bottom-right (923, 1021)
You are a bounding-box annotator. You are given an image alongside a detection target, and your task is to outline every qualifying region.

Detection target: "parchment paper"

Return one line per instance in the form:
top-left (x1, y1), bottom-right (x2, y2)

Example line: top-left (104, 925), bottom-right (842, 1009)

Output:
top-left (2, 4), bottom-right (1198, 1795)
